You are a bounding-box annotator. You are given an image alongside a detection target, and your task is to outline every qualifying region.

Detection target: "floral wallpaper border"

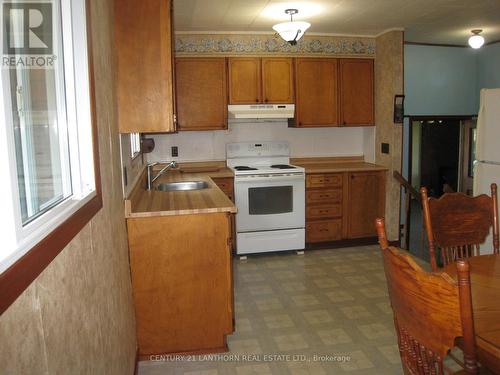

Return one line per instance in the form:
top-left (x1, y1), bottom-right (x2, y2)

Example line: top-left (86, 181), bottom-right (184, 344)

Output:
top-left (175, 34), bottom-right (376, 57)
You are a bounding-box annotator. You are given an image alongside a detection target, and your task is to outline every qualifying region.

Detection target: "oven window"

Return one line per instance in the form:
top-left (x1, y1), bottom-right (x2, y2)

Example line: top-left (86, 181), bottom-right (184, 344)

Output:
top-left (248, 186), bottom-right (293, 215)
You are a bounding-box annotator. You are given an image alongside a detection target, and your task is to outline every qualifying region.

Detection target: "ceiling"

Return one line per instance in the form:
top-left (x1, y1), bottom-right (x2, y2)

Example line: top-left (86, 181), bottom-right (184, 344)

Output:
top-left (174, 0), bottom-right (500, 45)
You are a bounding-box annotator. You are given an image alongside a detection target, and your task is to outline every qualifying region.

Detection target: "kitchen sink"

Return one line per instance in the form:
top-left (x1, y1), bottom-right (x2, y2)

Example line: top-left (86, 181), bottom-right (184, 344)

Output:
top-left (155, 181), bottom-right (209, 192)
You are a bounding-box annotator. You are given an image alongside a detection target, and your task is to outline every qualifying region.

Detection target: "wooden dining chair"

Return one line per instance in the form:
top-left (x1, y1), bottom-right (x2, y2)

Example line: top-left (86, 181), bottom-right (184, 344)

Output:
top-left (375, 218), bottom-right (479, 374)
top-left (421, 183), bottom-right (499, 271)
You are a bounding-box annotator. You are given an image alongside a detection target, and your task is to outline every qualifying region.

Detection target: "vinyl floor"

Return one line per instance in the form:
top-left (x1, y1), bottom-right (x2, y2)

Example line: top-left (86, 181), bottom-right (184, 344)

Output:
top-left (138, 245), bottom-right (454, 375)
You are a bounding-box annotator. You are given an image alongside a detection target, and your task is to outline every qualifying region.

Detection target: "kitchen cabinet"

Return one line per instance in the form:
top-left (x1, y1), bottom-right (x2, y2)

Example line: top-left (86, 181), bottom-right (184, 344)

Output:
top-left (127, 212), bottom-right (233, 356)
top-left (228, 58), bottom-right (262, 104)
top-left (228, 57), bottom-right (294, 104)
top-left (175, 58), bottom-right (228, 131)
top-left (115, 0), bottom-right (176, 133)
top-left (346, 171), bottom-right (386, 238)
top-left (212, 177), bottom-right (236, 250)
top-left (294, 58), bottom-right (339, 127)
top-left (305, 170), bottom-right (386, 243)
top-left (211, 177), bottom-right (234, 202)
top-left (261, 58), bottom-right (294, 103)
top-left (339, 59), bottom-right (374, 126)
top-left (305, 173), bottom-right (344, 242)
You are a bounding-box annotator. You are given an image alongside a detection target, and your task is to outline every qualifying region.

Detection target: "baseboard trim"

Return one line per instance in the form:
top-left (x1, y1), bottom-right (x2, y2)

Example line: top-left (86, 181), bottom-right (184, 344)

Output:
top-left (306, 237), bottom-right (378, 250)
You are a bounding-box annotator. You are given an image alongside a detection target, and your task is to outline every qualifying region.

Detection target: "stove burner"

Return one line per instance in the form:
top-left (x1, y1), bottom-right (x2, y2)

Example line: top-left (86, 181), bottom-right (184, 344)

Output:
top-left (271, 164), bottom-right (297, 169)
top-left (234, 166), bottom-right (258, 171)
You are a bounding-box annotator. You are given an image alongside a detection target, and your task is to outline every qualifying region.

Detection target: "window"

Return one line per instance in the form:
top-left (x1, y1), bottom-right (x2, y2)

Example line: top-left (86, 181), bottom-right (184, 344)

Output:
top-left (0, 0), bottom-right (101, 310)
top-left (130, 133), bottom-right (141, 158)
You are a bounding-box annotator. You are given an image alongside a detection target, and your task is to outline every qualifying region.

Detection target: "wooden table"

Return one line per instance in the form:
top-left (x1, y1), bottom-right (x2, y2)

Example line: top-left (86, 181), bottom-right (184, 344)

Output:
top-left (444, 254), bottom-right (500, 372)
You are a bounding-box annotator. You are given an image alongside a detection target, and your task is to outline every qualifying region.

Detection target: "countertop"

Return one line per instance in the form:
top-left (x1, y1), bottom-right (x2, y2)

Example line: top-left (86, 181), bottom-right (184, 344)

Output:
top-left (291, 156), bottom-right (388, 174)
top-left (125, 164), bottom-right (236, 218)
top-left (124, 157), bottom-right (387, 218)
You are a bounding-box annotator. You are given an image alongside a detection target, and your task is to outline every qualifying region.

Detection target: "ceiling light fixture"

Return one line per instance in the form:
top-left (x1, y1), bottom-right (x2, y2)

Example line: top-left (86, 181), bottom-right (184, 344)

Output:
top-left (468, 29), bottom-right (485, 49)
top-left (272, 9), bottom-right (311, 46)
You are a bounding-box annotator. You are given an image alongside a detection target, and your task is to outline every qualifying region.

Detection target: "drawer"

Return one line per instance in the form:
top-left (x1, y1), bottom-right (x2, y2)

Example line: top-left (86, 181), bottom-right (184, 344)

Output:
top-left (306, 204), bottom-right (342, 220)
top-left (306, 189), bottom-right (342, 204)
top-left (306, 174), bottom-right (342, 189)
top-left (306, 220), bottom-right (342, 243)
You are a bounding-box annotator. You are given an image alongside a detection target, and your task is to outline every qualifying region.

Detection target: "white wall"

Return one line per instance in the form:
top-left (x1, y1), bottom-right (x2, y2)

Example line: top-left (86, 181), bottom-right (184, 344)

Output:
top-left (146, 121), bottom-right (367, 162)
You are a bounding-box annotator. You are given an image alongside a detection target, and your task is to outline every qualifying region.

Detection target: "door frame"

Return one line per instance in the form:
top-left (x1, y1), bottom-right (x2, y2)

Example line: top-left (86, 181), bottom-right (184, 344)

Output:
top-left (403, 115), bottom-right (475, 251)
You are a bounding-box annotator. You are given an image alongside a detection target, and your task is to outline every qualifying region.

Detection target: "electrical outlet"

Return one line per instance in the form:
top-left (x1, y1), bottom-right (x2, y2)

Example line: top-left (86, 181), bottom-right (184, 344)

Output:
top-left (171, 146), bottom-right (178, 157)
top-left (381, 143), bottom-right (390, 154)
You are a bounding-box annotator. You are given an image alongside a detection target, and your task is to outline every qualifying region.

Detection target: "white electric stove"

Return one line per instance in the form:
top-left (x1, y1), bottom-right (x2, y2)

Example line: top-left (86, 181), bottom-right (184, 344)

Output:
top-left (226, 142), bottom-right (305, 255)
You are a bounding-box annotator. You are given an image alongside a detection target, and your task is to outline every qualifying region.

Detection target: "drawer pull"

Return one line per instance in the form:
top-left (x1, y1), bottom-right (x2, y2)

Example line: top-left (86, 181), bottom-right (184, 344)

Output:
top-left (319, 229), bottom-right (329, 232)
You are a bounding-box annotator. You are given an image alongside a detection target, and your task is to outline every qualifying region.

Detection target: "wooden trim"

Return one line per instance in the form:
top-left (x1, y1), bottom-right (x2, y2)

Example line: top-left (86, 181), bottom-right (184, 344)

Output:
top-left (404, 41), bottom-right (468, 48)
top-left (0, 0), bottom-right (102, 316)
top-left (485, 39), bottom-right (500, 46)
top-left (134, 348), bottom-right (139, 375)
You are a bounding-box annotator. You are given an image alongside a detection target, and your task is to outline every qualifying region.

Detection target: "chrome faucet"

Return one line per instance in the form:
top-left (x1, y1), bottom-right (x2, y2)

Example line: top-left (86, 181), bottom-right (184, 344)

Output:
top-left (147, 161), bottom-right (178, 190)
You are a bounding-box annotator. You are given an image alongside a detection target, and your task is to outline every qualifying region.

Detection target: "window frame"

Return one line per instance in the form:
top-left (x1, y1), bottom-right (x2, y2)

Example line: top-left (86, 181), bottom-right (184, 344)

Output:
top-left (130, 132), bottom-right (141, 160)
top-left (0, 0), bottom-right (102, 316)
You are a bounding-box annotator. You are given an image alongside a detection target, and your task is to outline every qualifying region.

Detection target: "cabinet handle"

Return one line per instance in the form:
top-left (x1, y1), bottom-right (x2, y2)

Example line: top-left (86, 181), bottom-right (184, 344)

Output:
top-left (319, 229), bottom-right (329, 232)
top-left (264, 98), bottom-right (268, 102)
top-left (255, 99), bottom-right (259, 102)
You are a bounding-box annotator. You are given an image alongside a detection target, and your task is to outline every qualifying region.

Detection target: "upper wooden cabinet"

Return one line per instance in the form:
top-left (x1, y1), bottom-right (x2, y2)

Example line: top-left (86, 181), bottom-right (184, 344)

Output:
top-left (228, 57), bottom-right (294, 104)
top-left (294, 58), bottom-right (339, 127)
top-left (228, 58), bottom-right (262, 104)
top-left (347, 171), bottom-right (386, 238)
top-left (175, 58), bottom-right (227, 131)
top-left (261, 58), bottom-right (294, 104)
top-left (115, 0), bottom-right (175, 133)
top-left (339, 59), bottom-right (374, 126)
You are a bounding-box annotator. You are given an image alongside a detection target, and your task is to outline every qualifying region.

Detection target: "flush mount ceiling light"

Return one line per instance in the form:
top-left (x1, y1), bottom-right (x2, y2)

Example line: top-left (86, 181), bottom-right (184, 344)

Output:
top-left (272, 9), bottom-right (311, 46)
top-left (468, 29), bottom-right (485, 49)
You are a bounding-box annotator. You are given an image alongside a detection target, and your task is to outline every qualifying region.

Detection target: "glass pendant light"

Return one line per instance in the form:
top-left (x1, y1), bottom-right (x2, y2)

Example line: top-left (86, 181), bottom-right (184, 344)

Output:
top-left (272, 9), bottom-right (311, 46)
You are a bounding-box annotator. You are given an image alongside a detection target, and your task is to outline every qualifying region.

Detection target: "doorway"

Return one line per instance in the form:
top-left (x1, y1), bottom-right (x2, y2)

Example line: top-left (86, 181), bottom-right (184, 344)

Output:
top-left (403, 116), bottom-right (476, 260)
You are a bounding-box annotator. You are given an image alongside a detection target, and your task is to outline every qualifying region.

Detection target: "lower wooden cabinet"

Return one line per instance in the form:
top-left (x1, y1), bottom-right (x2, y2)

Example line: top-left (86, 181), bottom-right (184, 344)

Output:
top-left (305, 171), bottom-right (386, 244)
top-left (347, 171), bottom-right (386, 238)
top-left (127, 213), bottom-right (233, 356)
top-left (211, 177), bottom-right (234, 202)
top-left (306, 219), bottom-right (342, 243)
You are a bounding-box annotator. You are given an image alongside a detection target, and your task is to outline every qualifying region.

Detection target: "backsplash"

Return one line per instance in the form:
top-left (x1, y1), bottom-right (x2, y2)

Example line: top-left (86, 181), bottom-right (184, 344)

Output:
top-left (146, 121), bottom-right (375, 162)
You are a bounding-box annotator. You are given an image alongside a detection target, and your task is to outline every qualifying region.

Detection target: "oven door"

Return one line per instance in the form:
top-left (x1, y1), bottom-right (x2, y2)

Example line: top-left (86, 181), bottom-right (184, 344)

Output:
top-left (235, 173), bottom-right (305, 232)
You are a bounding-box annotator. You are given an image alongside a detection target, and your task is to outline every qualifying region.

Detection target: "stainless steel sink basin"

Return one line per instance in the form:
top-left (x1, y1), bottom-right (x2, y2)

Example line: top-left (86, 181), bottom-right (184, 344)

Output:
top-left (155, 181), bottom-right (209, 192)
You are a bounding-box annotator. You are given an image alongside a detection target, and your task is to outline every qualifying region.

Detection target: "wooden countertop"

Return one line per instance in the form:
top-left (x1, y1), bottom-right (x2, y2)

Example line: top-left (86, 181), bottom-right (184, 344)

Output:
top-left (124, 157), bottom-right (386, 218)
top-left (291, 156), bottom-right (388, 174)
top-left (125, 165), bottom-right (236, 218)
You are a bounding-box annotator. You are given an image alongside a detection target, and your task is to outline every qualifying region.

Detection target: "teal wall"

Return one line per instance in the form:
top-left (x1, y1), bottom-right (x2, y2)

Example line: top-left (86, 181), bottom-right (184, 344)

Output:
top-left (404, 44), bottom-right (479, 116)
top-left (405, 43), bottom-right (500, 116)
top-left (477, 43), bottom-right (500, 92)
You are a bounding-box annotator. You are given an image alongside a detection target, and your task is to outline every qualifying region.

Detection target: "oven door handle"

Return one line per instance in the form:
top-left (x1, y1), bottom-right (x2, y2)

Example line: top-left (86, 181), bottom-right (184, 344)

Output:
top-left (235, 174), bottom-right (304, 183)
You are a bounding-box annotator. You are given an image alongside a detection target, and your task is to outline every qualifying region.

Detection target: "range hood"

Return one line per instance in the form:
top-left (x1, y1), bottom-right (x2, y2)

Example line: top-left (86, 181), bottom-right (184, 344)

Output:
top-left (228, 104), bottom-right (295, 119)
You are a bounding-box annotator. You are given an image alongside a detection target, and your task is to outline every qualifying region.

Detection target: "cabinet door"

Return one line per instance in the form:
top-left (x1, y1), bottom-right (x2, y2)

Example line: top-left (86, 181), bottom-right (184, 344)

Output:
top-left (115, 0), bottom-right (175, 133)
top-left (294, 58), bottom-right (339, 127)
top-left (262, 58), bottom-right (294, 104)
top-left (176, 58), bottom-right (227, 131)
top-left (339, 59), bottom-right (374, 126)
top-left (228, 58), bottom-right (261, 104)
top-left (347, 171), bottom-right (386, 238)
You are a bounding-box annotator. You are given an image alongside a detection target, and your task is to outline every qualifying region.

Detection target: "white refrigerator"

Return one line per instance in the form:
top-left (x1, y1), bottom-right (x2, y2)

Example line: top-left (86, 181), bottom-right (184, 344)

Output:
top-left (473, 88), bottom-right (500, 254)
